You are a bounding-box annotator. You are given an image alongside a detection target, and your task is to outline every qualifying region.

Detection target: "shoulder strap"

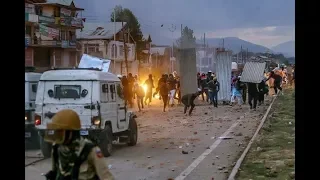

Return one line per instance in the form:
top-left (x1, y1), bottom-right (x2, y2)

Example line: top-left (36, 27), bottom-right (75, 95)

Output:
top-left (71, 143), bottom-right (96, 180)
top-left (52, 144), bottom-right (59, 170)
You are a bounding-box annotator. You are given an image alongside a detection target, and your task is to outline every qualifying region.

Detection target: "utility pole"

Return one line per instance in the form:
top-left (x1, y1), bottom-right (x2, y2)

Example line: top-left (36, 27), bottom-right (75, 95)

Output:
top-left (204, 33), bottom-right (206, 70)
top-left (122, 20), bottom-right (128, 75)
top-left (176, 24), bottom-right (182, 75)
top-left (222, 38), bottom-right (224, 49)
top-left (246, 48), bottom-right (248, 62)
top-left (169, 24), bottom-right (176, 72)
top-left (113, 8), bottom-right (116, 73)
top-left (240, 45), bottom-right (243, 64)
top-left (237, 53), bottom-right (239, 64)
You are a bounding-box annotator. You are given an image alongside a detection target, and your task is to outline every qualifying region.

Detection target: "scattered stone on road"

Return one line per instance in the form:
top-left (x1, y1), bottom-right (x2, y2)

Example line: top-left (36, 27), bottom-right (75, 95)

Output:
top-left (182, 150), bottom-right (189, 154)
top-left (26, 97), bottom-right (269, 180)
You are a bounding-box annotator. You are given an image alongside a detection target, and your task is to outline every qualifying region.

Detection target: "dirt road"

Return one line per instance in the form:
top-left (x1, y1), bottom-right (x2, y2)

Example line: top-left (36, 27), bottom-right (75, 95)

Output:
top-left (25, 98), bottom-right (271, 180)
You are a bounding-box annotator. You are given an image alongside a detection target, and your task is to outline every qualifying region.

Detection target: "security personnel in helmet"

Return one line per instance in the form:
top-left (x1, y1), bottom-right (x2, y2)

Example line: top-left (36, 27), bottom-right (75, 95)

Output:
top-left (44, 109), bottom-right (114, 180)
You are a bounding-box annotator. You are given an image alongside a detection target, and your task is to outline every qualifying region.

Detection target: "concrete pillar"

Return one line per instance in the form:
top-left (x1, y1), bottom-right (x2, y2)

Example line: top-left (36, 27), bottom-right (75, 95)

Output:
top-left (178, 48), bottom-right (198, 97)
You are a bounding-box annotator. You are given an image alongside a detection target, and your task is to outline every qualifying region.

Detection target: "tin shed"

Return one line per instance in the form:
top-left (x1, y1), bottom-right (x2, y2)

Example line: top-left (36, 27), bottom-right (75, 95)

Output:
top-left (241, 62), bottom-right (266, 83)
top-left (215, 51), bottom-right (232, 102)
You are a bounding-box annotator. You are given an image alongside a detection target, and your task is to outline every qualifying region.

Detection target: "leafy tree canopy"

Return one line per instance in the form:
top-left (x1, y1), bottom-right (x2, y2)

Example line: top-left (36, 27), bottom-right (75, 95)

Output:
top-left (110, 5), bottom-right (144, 59)
top-left (176, 26), bottom-right (196, 49)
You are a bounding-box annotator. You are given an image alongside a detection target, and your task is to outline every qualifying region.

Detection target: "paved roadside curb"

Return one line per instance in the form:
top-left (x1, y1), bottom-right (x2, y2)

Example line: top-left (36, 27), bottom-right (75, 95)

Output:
top-left (227, 95), bottom-right (278, 180)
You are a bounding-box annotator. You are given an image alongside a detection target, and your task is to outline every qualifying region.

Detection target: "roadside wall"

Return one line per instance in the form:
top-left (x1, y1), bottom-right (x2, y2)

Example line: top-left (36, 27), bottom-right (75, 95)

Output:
top-left (179, 48), bottom-right (198, 96)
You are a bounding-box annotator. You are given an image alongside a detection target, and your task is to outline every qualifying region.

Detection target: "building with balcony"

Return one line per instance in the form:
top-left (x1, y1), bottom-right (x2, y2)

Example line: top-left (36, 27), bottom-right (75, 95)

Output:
top-left (76, 22), bottom-right (137, 75)
top-left (25, 0), bottom-right (84, 72)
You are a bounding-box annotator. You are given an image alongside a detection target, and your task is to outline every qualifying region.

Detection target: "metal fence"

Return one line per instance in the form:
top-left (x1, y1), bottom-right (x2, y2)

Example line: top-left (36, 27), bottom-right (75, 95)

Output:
top-left (215, 51), bottom-right (232, 102)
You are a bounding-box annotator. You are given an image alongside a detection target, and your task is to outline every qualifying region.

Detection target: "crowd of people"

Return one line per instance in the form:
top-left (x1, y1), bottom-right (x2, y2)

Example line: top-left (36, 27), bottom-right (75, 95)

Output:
top-left (195, 64), bottom-right (295, 111)
top-left (118, 72), bottom-right (181, 112)
top-left (117, 64), bottom-right (294, 114)
top-left (41, 64), bottom-right (295, 180)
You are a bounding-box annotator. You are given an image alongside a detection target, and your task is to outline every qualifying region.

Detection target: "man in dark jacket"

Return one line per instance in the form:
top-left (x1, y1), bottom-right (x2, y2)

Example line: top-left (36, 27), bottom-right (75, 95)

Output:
top-left (247, 82), bottom-right (259, 110)
top-left (181, 90), bottom-right (201, 115)
top-left (127, 73), bottom-right (135, 107)
top-left (153, 74), bottom-right (166, 98)
top-left (207, 76), bottom-right (220, 107)
top-left (154, 74), bottom-right (169, 112)
top-left (121, 76), bottom-right (130, 105)
top-left (242, 82), bottom-right (247, 104)
top-left (258, 80), bottom-right (267, 105)
top-left (197, 72), bottom-right (201, 88)
top-left (144, 74), bottom-right (154, 105)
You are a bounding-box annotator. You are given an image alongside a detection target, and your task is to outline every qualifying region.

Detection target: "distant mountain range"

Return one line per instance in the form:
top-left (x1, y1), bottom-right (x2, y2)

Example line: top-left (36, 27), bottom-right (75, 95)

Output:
top-left (271, 41), bottom-right (295, 57)
top-left (196, 37), bottom-right (272, 54)
top-left (152, 36), bottom-right (294, 57)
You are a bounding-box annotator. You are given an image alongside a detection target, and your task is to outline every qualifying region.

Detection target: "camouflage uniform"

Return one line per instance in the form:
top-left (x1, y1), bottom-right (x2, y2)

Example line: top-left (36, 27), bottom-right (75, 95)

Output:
top-left (44, 109), bottom-right (114, 180)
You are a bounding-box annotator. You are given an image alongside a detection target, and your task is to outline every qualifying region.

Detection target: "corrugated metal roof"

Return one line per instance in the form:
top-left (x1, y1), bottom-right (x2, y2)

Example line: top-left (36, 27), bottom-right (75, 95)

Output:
top-left (36, 0), bottom-right (83, 10)
top-left (240, 62), bottom-right (266, 83)
top-left (76, 22), bottom-right (126, 40)
top-left (215, 51), bottom-right (232, 101)
top-left (46, 0), bottom-right (72, 6)
top-left (26, 0), bottom-right (46, 3)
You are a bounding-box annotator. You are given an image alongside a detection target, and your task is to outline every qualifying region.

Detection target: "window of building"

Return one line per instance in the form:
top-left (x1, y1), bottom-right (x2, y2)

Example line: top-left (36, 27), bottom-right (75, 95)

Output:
top-left (111, 44), bottom-right (117, 58)
top-left (119, 45), bottom-right (124, 57)
top-left (35, 6), bottom-right (43, 16)
top-left (88, 47), bottom-right (96, 53)
top-left (54, 7), bottom-right (60, 17)
top-left (25, 25), bottom-right (32, 36)
top-left (69, 31), bottom-right (76, 41)
top-left (25, 3), bottom-right (35, 14)
top-left (60, 30), bottom-right (67, 40)
top-left (84, 44), bottom-right (100, 54)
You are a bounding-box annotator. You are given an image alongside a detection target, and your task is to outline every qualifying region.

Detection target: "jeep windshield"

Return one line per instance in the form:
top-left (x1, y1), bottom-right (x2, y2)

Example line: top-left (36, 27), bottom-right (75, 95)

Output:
top-left (43, 81), bottom-right (92, 104)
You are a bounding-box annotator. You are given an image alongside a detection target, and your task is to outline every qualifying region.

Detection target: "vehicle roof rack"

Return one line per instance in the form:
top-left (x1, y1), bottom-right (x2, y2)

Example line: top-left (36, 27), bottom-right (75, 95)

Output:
top-left (25, 66), bottom-right (36, 72)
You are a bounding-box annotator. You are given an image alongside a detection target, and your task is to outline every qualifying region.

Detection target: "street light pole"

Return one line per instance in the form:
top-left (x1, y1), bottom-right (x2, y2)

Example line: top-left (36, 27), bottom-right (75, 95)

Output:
top-left (113, 8), bottom-right (116, 73)
top-left (169, 24), bottom-right (176, 73)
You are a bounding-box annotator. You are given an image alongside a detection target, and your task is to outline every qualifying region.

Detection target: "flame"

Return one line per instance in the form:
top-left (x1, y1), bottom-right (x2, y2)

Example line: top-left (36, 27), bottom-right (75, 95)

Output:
top-left (142, 84), bottom-right (148, 94)
top-left (141, 83), bottom-right (160, 99)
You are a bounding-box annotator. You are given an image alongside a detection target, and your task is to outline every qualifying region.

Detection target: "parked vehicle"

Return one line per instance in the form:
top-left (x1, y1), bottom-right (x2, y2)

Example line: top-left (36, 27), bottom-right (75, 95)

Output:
top-left (25, 67), bottom-right (41, 150)
top-left (35, 68), bottom-right (138, 158)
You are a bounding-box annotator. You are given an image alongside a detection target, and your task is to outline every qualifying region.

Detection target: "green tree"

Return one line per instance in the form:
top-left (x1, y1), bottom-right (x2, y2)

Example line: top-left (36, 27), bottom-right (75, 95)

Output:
top-left (176, 26), bottom-right (197, 64)
top-left (176, 26), bottom-right (196, 49)
top-left (110, 5), bottom-right (144, 62)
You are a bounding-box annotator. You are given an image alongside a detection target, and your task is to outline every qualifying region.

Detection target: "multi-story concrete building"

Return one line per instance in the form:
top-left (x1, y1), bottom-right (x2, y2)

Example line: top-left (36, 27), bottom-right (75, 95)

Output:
top-left (76, 22), bottom-right (137, 75)
top-left (25, 0), bottom-right (84, 72)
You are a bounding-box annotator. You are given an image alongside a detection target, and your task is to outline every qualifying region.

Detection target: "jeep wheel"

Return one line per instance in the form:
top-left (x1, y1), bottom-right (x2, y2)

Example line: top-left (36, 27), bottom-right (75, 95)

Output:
top-left (127, 117), bottom-right (138, 146)
top-left (40, 136), bottom-right (52, 158)
top-left (99, 125), bottom-right (113, 157)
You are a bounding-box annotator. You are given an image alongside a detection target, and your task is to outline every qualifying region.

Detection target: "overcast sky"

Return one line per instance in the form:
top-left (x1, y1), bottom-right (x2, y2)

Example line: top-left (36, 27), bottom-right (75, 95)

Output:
top-left (74, 0), bottom-right (295, 48)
